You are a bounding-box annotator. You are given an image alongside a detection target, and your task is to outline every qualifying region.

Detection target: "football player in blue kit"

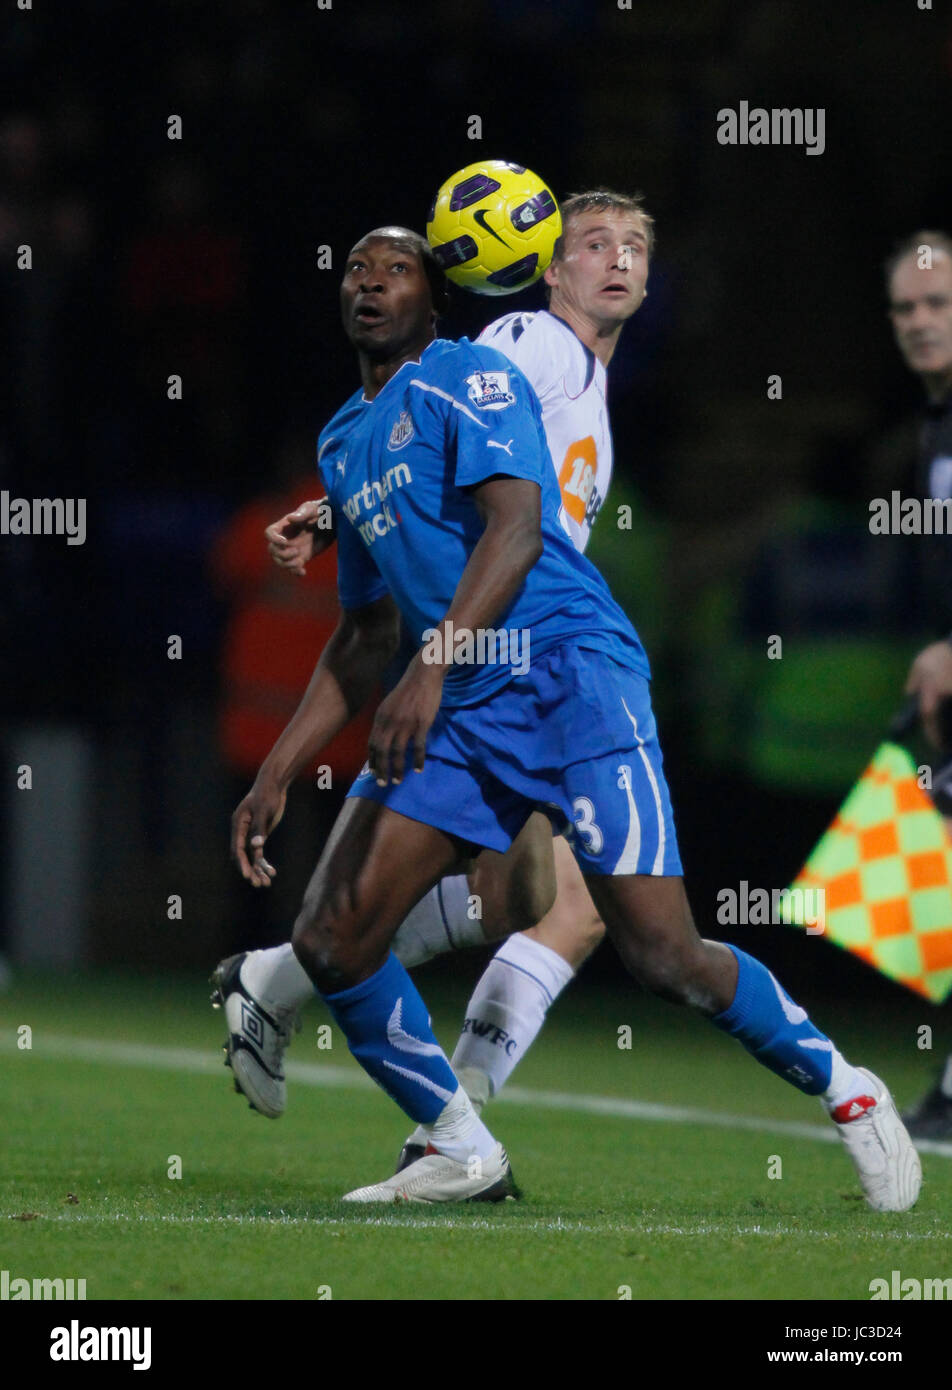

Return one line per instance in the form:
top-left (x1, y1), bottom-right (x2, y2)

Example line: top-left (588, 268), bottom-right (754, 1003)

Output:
top-left (217, 193), bottom-right (651, 1138)
top-left (226, 225), bottom-right (920, 1207)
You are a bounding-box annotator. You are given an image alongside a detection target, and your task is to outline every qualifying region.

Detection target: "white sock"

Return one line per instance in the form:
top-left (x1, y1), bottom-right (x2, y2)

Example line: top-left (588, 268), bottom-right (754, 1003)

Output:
top-left (449, 932), bottom-right (575, 1099)
top-left (405, 1066), bottom-right (489, 1151)
top-left (823, 1051), bottom-right (872, 1111)
top-left (424, 1084), bottom-right (497, 1163)
top-left (392, 874), bottom-right (486, 968)
top-left (240, 944), bottom-right (314, 1015)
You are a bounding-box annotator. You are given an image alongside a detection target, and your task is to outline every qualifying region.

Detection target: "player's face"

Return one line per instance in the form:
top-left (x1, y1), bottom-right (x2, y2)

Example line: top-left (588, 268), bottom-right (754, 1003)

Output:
top-left (889, 252), bottom-right (952, 381)
top-left (341, 236), bottom-right (435, 358)
top-left (544, 209), bottom-right (649, 324)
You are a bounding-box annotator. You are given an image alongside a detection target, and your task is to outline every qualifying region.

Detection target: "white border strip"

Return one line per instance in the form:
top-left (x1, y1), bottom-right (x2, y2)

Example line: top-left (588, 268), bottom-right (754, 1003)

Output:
top-left (7, 1032), bottom-right (952, 1159)
top-left (26, 1211), bottom-right (952, 1239)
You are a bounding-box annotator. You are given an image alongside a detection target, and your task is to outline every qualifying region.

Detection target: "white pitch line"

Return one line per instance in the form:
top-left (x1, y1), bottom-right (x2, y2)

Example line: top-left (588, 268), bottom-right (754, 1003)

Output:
top-left (23, 1211), bottom-right (952, 1241)
top-left (6, 1032), bottom-right (952, 1160)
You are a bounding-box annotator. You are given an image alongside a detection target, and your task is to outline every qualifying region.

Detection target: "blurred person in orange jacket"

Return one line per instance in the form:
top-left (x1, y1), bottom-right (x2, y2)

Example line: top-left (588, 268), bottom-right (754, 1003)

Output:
top-left (211, 440), bottom-right (376, 949)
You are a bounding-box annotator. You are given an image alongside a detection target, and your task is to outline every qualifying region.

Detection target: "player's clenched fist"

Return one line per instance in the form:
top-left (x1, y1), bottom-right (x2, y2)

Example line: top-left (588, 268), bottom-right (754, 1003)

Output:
top-left (231, 778), bottom-right (288, 887)
top-left (265, 498), bottom-right (335, 576)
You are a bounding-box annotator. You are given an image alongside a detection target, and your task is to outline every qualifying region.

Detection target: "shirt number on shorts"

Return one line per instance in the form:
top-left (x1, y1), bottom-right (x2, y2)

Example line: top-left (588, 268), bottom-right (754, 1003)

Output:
top-left (572, 796), bottom-right (603, 855)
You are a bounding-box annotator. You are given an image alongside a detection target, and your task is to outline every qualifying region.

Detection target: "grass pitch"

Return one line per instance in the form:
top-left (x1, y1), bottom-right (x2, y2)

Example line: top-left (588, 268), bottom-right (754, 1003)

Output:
top-left (2, 965), bottom-right (951, 1302)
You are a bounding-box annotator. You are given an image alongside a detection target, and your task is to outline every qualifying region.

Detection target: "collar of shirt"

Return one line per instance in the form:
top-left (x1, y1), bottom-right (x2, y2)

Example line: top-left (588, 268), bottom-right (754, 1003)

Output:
top-left (359, 339), bottom-right (444, 404)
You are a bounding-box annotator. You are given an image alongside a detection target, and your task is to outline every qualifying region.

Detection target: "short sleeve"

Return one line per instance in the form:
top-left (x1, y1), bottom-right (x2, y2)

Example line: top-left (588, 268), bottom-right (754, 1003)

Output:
top-left (446, 350), bottom-right (549, 491)
top-left (476, 312), bottom-right (575, 408)
top-left (335, 511), bottom-right (390, 610)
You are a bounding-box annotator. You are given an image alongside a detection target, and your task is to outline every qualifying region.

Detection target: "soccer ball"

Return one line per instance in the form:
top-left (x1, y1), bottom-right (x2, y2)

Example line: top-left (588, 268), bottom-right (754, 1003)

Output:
top-left (426, 160), bottom-right (561, 296)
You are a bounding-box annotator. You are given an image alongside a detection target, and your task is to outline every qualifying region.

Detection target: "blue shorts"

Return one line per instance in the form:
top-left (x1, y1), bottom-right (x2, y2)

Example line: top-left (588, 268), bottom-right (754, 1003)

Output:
top-left (347, 645), bottom-right (682, 877)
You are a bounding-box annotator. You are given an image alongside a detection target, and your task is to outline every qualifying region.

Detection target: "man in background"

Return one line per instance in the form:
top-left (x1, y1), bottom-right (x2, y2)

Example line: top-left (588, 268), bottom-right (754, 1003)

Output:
top-left (887, 229), bottom-right (952, 1138)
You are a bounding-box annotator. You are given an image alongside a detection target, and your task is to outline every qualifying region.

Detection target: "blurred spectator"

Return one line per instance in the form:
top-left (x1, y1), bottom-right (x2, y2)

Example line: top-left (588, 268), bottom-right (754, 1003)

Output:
top-left (210, 434), bottom-right (376, 949)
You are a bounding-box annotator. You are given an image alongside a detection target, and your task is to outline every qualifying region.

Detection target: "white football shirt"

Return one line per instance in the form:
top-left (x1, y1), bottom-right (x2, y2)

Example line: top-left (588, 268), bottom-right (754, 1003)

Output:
top-left (476, 309), bottom-right (611, 553)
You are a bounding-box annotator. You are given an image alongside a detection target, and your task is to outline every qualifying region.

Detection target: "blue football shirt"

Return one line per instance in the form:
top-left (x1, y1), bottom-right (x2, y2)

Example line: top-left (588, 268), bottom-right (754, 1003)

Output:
top-left (317, 337), bottom-right (649, 706)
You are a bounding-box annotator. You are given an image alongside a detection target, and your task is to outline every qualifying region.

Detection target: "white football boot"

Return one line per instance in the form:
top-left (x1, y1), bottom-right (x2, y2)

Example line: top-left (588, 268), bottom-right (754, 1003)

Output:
top-left (344, 1141), bottom-right (518, 1204)
top-left (830, 1067), bottom-right (922, 1212)
top-left (210, 953), bottom-right (300, 1118)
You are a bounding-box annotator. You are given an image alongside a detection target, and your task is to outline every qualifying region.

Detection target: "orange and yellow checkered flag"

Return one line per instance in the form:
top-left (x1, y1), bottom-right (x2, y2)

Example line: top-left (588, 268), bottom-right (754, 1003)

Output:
top-left (781, 740), bottom-right (952, 1002)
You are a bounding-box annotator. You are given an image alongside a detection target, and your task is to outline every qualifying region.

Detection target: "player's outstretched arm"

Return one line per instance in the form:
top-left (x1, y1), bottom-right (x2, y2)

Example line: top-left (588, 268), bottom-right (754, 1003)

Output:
top-left (265, 498), bottom-right (336, 576)
top-left (369, 476), bottom-right (543, 786)
top-left (232, 593), bottom-right (401, 885)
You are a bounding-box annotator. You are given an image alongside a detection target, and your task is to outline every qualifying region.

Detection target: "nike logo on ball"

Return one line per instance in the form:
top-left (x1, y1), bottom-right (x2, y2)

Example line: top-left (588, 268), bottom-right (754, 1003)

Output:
top-left (473, 209), bottom-right (511, 248)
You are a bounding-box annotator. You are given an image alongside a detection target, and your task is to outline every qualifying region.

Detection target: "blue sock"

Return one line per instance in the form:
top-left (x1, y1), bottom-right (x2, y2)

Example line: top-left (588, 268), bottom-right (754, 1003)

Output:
top-left (711, 946), bottom-right (834, 1096)
top-left (321, 953), bottom-right (459, 1123)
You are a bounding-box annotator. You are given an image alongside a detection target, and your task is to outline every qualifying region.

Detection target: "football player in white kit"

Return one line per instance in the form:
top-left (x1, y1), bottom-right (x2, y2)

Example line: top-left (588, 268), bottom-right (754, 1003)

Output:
top-left (214, 192), bottom-right (653, 1156)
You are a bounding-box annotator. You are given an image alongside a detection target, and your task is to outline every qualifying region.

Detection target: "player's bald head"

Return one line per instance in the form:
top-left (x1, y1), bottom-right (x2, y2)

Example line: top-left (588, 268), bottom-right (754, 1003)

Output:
top-left (347, 226), bottom-right (449, 316)
top-left (351, 225), bottom-right (425, 257)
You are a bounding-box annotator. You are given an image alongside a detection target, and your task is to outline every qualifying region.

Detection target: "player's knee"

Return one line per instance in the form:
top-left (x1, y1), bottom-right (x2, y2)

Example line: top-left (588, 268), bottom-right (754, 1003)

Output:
top-left (291, 915), bottom-right (338, 989)
top-left (292, 888), bottom-right (366, 991)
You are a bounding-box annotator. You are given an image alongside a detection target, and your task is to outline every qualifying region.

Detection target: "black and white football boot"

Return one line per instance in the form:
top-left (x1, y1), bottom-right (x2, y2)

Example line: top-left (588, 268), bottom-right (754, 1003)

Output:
top-left (210, 953), bottom-right (300, 1118)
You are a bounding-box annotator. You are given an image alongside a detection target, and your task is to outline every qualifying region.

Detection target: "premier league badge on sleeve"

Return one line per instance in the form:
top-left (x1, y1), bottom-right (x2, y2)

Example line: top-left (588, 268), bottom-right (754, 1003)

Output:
top-left (466, 370), bottom-right (516, 410)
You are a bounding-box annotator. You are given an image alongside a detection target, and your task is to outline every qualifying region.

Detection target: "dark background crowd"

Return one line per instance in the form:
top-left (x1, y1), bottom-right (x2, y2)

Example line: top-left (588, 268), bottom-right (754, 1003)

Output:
top-left (2, 0), bottom-right (950, 1003)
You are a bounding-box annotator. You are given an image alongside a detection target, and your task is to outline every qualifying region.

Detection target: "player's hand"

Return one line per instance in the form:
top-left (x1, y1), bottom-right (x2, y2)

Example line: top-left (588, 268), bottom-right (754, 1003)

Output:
top-left (368, 657), bottom-right (445, 786)
top-left (265, 500), bottom-right (333, 576)
top-left (231, 777), bottom-right (288, 887)
top-left (905, 640), bottom-right (952, 749)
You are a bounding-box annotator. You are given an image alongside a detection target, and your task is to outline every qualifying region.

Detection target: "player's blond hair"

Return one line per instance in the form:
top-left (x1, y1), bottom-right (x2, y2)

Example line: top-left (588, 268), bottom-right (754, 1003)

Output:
top-left (553, 190), bottom-right (655, 261)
